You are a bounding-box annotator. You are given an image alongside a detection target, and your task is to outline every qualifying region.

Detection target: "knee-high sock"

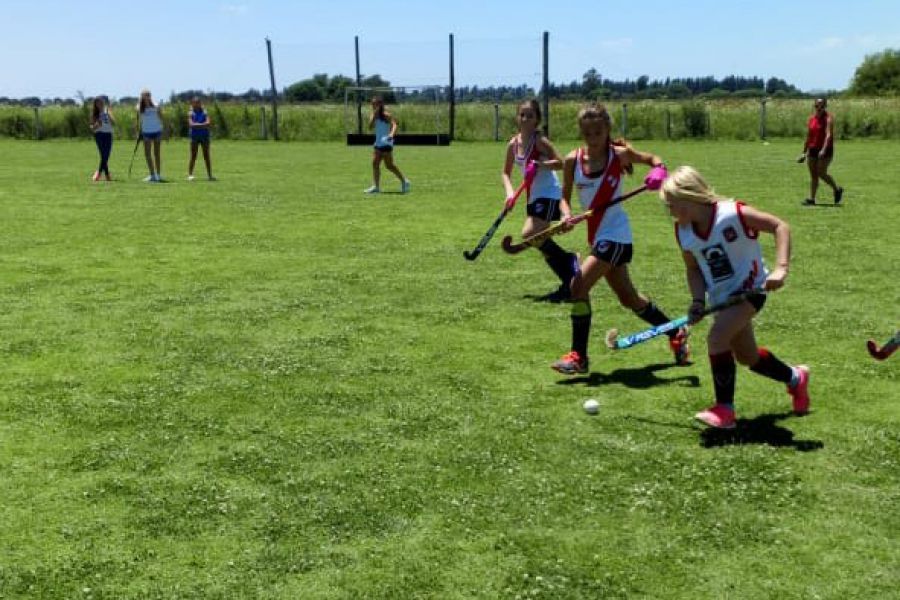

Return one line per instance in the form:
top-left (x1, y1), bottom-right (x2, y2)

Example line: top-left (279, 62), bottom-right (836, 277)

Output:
top-left (710, 351), bottom-right (736, 406)
top-left (571, 299), bottom-right (592, 357)
top-left (634, 301), bottom-right (677, 339)
top-left (540, 239), bottom-right (577, 285)
top-left (749, 347), bottom-right (794, 384)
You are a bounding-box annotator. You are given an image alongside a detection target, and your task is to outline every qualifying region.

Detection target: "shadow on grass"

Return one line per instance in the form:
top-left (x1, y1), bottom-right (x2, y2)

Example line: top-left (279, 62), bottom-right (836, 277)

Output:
top-left (555, 362), bottom-right (700, 390)
top-left (700, 411), bottom-right (824, 452)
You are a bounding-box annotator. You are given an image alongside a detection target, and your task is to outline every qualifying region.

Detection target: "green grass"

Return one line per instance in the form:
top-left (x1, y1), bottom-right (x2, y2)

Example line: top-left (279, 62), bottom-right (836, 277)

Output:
top-left (0, 138), bottom-right (897, 599)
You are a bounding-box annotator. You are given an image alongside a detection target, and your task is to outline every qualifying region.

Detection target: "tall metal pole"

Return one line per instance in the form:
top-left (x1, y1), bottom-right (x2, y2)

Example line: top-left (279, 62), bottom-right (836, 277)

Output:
top-left (265, 37), bottom-right (279, 141)
top-left (542, 31), bottom-right (549, 137)
top-left (355, 36), bottom-right (363, 134)
top-left (449, 33), bottom-right (455, 141)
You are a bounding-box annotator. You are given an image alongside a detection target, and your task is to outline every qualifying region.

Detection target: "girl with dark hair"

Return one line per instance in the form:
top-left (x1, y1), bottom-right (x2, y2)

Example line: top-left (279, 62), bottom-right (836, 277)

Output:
top-left (89, 96), bottom-right (114, 181)
top-left (364, 96), bottom-right (410, 194)
top-left (136, 89), bottom-right (165, 182)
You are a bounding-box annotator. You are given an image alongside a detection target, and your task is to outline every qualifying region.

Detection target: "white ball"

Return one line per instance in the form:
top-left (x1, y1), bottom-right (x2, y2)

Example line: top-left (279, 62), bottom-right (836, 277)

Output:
top-left (583, 399), bottom-right (599, 415)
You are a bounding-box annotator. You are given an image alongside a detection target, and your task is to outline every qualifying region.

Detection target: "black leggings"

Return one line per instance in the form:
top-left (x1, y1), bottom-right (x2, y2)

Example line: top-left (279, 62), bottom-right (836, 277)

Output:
top-left (94, 132), bottom-right (112, 175)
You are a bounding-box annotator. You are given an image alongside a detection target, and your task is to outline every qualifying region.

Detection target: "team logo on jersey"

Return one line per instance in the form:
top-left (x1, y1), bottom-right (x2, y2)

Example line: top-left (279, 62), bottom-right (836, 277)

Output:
top-left (701, 243), bottom-right (735, 282)
top-left (723, 226), bottom-right (738, 242)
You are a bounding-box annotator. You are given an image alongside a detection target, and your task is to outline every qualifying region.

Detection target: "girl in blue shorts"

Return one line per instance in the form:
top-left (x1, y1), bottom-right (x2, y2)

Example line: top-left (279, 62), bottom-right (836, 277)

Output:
top-left (136, 89), bottom-right (165, 182)
top-left (363, 96), bottom-right (410, 194)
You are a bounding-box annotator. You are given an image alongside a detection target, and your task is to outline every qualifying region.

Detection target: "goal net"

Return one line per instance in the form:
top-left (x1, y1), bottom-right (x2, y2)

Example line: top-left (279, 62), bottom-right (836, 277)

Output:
top-left (344, 85), bottom-right (449, 145)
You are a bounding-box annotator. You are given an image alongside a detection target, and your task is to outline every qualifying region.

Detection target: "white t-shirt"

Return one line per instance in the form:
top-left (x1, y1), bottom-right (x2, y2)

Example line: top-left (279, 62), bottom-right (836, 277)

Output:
top-left (514, 133), bottom-right (561, 201)
top-left (139, 105), bottom-right (162, 134)
top-left (96, 110), bottom-right (113, 134)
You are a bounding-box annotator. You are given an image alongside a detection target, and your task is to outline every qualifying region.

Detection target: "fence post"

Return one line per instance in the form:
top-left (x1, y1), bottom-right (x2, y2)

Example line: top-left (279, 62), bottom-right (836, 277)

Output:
top-left (260, 106), bottom-right (267, 139)
top-left (494, 103), bottom-right (500, 141)
top-left (705, 105), bottom-right (711, 138)
top-left (759, 98), bottom-right (767, 140)
top-left (621, 103), bottom-right (628, 137)
top-left (33, 107), bottom-right (42, 140)
top-left (665, 108), bottom-right (671, 139)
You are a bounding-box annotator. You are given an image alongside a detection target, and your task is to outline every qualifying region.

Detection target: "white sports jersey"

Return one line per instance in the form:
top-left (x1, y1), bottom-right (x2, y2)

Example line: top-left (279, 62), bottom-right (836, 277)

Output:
top-left (374, 117), bottom-right (393, 147)
top-left (139, 105), bottom-right (162, 134)
top-left (514, 133), bottom-right (561, 201)
top-left (676, 200), bottom-right (768, 305)
top-left (573, 147), bottom-right (631, 244)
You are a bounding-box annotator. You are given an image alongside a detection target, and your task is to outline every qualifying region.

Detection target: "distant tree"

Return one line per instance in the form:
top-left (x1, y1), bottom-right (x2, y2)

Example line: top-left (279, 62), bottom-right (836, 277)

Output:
top-left (850, 48), bottom-right (900, 95)
top-left (284, 80), bottom-right (324, 102)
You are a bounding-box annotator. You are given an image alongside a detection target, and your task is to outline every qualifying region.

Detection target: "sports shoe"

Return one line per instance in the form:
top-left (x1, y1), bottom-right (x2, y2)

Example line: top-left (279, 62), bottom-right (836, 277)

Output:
top-left (669, 327), bottom-right (691, 365)
top-left (788, 365), bottom-right (810, 415)
top-left (104, 173), bottom-right (112, 181)
top-left (401, 179), bottom-right (411, 194)
top-left (208, 175), bottom-right (217, 181)
top-left (187, 174), bottom-right (195, 181)
top-left (834, 187), bottom-right (844, 205)
top-left (541, 284), bottom-right (571, 303)
top-left (802, 198), bottom-right (816, 206)
top-left (143, 175), bottom-right (154, 182)
top-left (363, 185), bottom-right (380, 194)
top-left (153, 174), bottom-right (163, 182)
top-left (694, 404), bottom-right (736, 429)
top-left (91, 171), bottom-right (101, 182)
top-left (551, 351), bottom-right (589, 375)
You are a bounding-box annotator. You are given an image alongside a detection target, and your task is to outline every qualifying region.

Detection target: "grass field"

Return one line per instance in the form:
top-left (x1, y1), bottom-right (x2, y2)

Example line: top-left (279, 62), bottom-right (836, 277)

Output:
top-left (0, 138), bottom-right (897, 599)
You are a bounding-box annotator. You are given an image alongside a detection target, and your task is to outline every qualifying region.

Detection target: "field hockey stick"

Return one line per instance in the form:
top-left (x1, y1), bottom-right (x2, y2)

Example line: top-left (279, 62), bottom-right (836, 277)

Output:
top-left (127, 134), bottom-right (142, 178)
top-left (463, 162), bottom-right (537, 261)
top-left (605, 291), bottom-right (764, 351)
top-left (866, 330), bottom-right (900, 361)
top-left (501, 185), bottom-right (648, 255)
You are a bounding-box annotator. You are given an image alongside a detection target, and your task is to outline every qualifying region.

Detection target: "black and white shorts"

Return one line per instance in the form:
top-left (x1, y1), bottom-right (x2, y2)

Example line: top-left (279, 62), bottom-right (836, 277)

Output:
top-left (591, 239), bottom-right (633, 266)
top-left (526, 198), bottom-right (562, 221)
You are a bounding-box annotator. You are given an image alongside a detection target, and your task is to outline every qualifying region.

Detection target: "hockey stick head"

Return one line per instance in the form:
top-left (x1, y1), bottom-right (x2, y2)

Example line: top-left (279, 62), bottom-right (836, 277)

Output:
top-left (604, 328), bottom-right (619, 349)
top-left (501, 235), bottom-right (530, 255)
top-left (462, 249), bottom-right (480, 261)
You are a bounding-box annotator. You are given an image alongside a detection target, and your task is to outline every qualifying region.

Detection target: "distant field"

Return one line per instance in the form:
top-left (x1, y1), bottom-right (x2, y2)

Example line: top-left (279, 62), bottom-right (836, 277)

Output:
top-left (0, 139), bottom-right (897, 598)
top-left (3, 97), bottom-right (900, 141)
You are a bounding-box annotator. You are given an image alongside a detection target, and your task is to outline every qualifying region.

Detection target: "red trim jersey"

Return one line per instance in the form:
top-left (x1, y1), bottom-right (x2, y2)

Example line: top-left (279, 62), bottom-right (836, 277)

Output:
top-left (514, 133), bottom-right (561, 201)
top-left (573, 146), bottom-right (631, 244)
top-left (675, 200), bottom-right (768, 305)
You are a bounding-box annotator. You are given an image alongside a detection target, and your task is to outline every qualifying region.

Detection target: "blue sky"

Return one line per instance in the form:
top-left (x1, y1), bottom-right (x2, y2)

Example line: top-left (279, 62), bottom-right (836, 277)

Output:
top-left (4, 0), bottom-right (900, 99)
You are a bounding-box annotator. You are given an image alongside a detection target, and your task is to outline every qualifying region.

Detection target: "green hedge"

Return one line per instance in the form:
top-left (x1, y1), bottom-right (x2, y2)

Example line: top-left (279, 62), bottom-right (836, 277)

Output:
top-left (3, 98), bottom-right (899, 141)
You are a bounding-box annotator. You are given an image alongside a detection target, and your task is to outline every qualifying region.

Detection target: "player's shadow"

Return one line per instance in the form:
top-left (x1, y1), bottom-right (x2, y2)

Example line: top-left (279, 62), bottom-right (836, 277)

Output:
top-left (555, 362), bottom-right (700, 390)
top-left (700, 411), bottom-right (824, 452)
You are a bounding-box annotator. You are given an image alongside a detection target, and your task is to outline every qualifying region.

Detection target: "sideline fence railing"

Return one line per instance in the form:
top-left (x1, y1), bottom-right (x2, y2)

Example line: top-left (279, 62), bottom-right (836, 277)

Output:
top-left (2, 98), bottom-right (899, 141)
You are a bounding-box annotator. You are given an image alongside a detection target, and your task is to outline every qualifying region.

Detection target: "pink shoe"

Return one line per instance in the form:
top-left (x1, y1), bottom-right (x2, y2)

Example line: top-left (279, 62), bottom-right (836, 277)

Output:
top-left (694, 404), bottom-right (736, 429)
top-left (788, 365), bottom-right (810, 415)
top-left (91, 171), bottom-right (101, 182)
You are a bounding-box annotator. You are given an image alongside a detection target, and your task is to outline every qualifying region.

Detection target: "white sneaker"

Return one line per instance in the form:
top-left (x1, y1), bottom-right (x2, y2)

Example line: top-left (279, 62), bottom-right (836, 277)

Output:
top-left (363, 185), bottom-right (380, 194)
top-left (187, 175), bottom-right (195, 181)
top-left (154, 174), bottom-right (163, 182)
top-left (208, 175), bottom-right (217, 181)
top-left (143, 175), bottom-right (154, 182)
top-left (401, 179), bottom-right (411, 194)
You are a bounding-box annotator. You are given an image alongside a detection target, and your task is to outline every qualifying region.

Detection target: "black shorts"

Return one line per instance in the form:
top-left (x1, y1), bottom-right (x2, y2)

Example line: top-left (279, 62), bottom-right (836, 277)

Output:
top-left (806, 146), bottom-right (833, 160)
top-left (374, 145), bottom-right (393, 153)
top-left (746, 291), bottom-right (767, 313)
top-left (591, 240), bottom-right (633, 266)
top-left (526, 198), bottom-right (562, 221)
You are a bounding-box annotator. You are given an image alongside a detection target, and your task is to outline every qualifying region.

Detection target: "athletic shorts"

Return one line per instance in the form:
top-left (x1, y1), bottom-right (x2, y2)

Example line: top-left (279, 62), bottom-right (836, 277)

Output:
top-left (373, 144), bottom-right (393, 153)
top-left (745, 291), bottom-right (767, 313)
top-left (142, 131), bottom-right (162, 141)
top-left (190, 134), bottom-right (210, 145)
top-left (526, 198), bottom-right (562, 221)
top-left (806, 146), bottom-right (833, 160)
top-left (591, 239), bottom-right (633, 266)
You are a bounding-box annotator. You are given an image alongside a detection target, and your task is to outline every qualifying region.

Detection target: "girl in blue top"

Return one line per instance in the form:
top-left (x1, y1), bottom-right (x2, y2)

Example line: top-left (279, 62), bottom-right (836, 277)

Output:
top-left (187, 96), bottom-right (215, 181)
top-left (364, 96), bottom-right (410, 194)
top-left (89, 96), bottom-right (115, 181)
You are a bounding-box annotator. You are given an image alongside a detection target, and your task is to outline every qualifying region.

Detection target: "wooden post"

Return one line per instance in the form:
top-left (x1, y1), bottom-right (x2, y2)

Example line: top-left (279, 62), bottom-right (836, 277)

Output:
top-left (541, 31), bottom-right (549, 137)
top-left (665, 107), bottom-right (671, 139)
top-left (494, 103), bottom-right (500, 141)
top-left (260, 106), bottom-right (267, 139)
top-left (355, 36), bottom-right (363, 135)
top-left (449, 33), bottom-right (455, 141)
top-left (759, 98), bottom-right (767, 140)
top-left (34, 107), bottom-right (42, 140)
top-left (265, 37), bottom-right (279, 140)
top-left (622, 103), bottom-right (628, 137)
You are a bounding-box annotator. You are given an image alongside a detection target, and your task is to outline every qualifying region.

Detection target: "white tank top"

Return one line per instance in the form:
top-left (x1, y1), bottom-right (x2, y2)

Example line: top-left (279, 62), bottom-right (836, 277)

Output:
top-left (96, 110), bottom-right (113, 134)
top-left (139, 105), bottom-right (162, 133)
top-left (676, 200), bottom-right (768, 305)
top-left (573, 147), bottom-right (631, 244)
top-left (514, 133), bottom-right (561, 202)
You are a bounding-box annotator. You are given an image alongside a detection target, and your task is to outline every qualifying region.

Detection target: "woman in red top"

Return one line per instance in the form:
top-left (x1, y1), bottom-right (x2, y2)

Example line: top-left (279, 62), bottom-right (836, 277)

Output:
top-left (798, 98), bottom-right (843, 205)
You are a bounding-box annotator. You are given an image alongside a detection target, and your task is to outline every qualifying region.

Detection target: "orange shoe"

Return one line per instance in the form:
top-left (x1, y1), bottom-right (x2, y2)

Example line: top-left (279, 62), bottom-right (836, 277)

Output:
top-left (551, 351), bottom-right (588, 375)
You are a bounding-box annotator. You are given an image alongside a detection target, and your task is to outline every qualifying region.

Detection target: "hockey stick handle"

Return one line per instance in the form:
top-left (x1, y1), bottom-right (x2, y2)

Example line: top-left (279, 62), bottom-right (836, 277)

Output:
top-left (463, 164), bottom-right (536, 261)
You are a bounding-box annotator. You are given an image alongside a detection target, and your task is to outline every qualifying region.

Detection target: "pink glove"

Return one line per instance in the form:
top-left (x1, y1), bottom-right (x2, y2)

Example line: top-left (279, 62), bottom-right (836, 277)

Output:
top-left (643, 165), bottom-right (668, 190)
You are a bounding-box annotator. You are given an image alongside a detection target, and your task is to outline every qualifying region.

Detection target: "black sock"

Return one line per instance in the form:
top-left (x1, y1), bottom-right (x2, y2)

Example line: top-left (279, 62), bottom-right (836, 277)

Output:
top-left (571, 300), bottom-right (592, 358)
top-left (749, 347), bottom-right (793, 384)
top-left (710, 351), bottom-right (736, 406)
top-left (541, 239), bottom-right (576, 286)
top-left (634, 301), bottom-right (677, 339)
